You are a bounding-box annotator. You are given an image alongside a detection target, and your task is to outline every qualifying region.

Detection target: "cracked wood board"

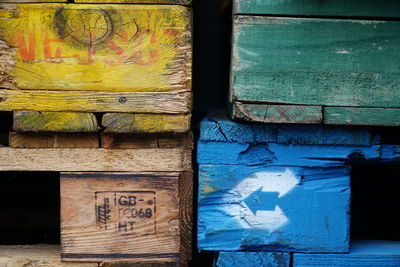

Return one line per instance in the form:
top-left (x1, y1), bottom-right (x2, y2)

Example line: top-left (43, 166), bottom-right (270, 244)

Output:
top-left (0, 89), bottom-right (191, 113)
top-left (0, 245), bottom-right (97, 267)
top-left (9, 132), bottom-right (99, 148)
top-left (234, 0), bottom-right (400, 17)
top-left (0, 3), bottom-right (191, 91)
top-left (61, 172), bottom-right (192, 264)
top-left (294, 240), bottom-right (400, 267)
top-left (13, 111), bottom-right (98, 132)
top-left (217, 252), bottom-right (290, 267)
top-left (231, 16), bottom-right (400, 125)
top-left (196, 113), bottom-right (386, 252)
top-left (103, 113), bottom-right (190, 133)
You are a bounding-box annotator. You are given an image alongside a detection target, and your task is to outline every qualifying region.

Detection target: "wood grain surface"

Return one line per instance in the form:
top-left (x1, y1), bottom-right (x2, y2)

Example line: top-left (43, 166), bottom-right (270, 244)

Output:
top-left (13, 111), bottom-right (98, 132)
top-left (217, 252), bottom-right (290, 267)
top-left (101, 133), bottom-right (191, 149)
top-left (9, 132), bottom-right (99, 148)
top-left (0, 3), bottom-right (192, 92)
top-left (76, 0), bottom-right (190, 4)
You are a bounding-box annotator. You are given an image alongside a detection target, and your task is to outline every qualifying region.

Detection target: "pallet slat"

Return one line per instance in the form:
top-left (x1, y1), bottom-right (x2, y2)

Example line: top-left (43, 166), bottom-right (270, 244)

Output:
top-left (0, 89), bottom-right (191, 113)
top-left (324, 107), bottom-right (400, 126)
top-left (13, 111), bottom-right (98, 132)
top-left (76, 0), bottom-right (190, 3)
top-left (217, 252), bottom-right (290, 267)
top-left (0, 3), bottom-right (191, 92)
top-left (9, 132), bottom-right (99, 148)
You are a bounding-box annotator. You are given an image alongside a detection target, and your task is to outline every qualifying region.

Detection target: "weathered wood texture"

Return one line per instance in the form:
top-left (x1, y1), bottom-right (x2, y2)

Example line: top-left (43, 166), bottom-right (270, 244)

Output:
top-left (324, 107), bottom-right (400, 126)
top-left (76, 0), bottom-right (190, 4)
top-left (231, 16), bottom-right (400, 125)
top-left (0, 3), bottom-right (192, 92)
top-left (294, 240), bottom-right (400, 267)
top-left (217, 252), bottom-right (290, 267)
top-left (13, 111), bottom-right (98, 132)
top-left (197, 114), bottom-right (391, 252)
top-left (0, 89), bottom-right (191, 113)
top-left (103, 113), bottom-right (190, 133)
top-left (101, 133), bottom-right (192, 149)
top-left (234, 0), bottom-right (400, 17)
top-left (232, 102), bottom-right (322, 124)
top-left (0, 147), bottom-right (191, 171)
top-left (61, 172), bottom-right (192, 264)
top-left (99, 263), bottom-right (179, 267)
top-left (0, 245), bottom-right (97, 267)
top-left (9, 132), bottom-right (99, 148)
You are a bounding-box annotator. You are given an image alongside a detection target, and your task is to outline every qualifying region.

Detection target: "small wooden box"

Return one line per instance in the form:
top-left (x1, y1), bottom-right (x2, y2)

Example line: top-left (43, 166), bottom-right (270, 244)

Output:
top-left (197, 113), bottom-right (385, 252)
top-left (61, 172), bottom-right (192, 264)
top-left (230, 0), bottom-right (400, 126)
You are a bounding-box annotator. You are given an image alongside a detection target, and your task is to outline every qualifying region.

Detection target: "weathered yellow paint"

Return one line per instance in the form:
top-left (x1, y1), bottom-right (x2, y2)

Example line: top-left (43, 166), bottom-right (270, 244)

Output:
top-left (0, 4), bottom-right (191, 91)
top-left (13, 111), bottom-right (98, 132)
top-left (0, 89), bottom-right (191, 113)
top-left (76, 0), bottom-right (190, 4)
top-left (102, 113), bottom-right (190, 133)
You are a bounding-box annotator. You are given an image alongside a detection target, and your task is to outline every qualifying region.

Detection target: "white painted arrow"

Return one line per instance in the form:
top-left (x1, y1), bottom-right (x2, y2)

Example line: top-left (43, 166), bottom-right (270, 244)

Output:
top-left (243, 206), bottom-right (289, 232)
top-left (253, 169), bottom-right (299, 198)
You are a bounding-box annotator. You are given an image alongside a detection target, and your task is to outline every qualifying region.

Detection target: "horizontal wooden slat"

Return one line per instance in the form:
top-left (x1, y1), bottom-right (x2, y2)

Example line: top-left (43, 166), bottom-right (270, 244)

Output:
top-left (0, 89), bottom-right (191, 113)
top-left (0, 245), bottom-right (97, 266)
top-left (234, 0), bottom-right (400, 17)
top-left (0, 147), bottom-right (191, 171)
top-left (101, 133), bottom-right (191, 149)
top-left (0, 3), bottom-right (191, 92)
top-left (232, 102), bottom-right (322, 124)
top-left (13, 111), bottom-right (98, 132)
top-left (324, 107), bottom-right (400, 126)
top-left (103, 113), bottom-right (191, 133)
top-left (76, 0), bottom-right (190, 4)
top-left (9, 132), bottom-right (100, 148)
top-left (231, 16), bottom-right (400, 108)
top-left (217, 252), bottom-right (290, 267)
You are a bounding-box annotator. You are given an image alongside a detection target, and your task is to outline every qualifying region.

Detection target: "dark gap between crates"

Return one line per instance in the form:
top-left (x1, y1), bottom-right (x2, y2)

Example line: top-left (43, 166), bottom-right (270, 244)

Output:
top-left (0, 172), bottom-right (60, 245)
top-left (0, 112), bottom-right (12, 146)
top-left (351, 163), bottom-right (400, 241)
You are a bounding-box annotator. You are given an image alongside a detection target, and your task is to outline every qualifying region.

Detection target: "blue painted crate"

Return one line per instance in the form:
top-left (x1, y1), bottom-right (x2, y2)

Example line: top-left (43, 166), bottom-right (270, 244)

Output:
top-left (294, 240), bottom-right (400, 267)
top-left (197, 113), bottom-right (394, 253)
top-left (217, 251), bottom-right (290, 267)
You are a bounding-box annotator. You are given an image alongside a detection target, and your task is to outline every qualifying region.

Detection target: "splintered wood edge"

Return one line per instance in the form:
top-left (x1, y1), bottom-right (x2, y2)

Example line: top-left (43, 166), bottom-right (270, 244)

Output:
top-left (0, 89), bottom-right (192, 113)
top-left (0, 147), bottom-right (191, 171)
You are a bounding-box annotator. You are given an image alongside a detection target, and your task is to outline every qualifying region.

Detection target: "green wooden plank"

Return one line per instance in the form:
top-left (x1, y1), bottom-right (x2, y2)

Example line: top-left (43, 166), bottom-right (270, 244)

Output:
top-left (231, 16), bottom-right (400, 108)
top-left (324, 107), bottom-right (400, 126)
top-left (234, 0), bottom-right (400, 18)
top-left (232, 102), bottom-right (322, 124)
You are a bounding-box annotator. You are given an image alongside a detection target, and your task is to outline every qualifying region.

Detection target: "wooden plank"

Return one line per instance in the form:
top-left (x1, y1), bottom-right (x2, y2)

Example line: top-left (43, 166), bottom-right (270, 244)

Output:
top-left (0, 147), bottom-right (191, 171)
top-left (0, 89), bottom-right (191, 113)
top-left (231, 16), bottom-right (400, 108)
top-left (0, 245), bottom-right (97, 267)
top-left (60, 172), bottom-right (185, 263)
top-left (232, 102), bottom-right (322, 124)
top-left (99, 263), bottom-right (179, 267)
top-left (76, 0), bottom-right (190, 4)
top-left (178, 171), bottom-right (193, 264)
top-left (9, 132), bottom-right (99, 148)
top-left (101, 133), bottom-right (191, 149)
top-left (0, 3), bottom-right (192, 91)
top-left (103, 113), bottom-right (190, 133)
top-left (324, 107), bottom-right (400, 126)
top-left (234, 0), bottom-right (400, 17)
top-left (217, 252), bottom-right (290, 267)
top-left (198, 164), bottom-right (350, 252)
top-left (13, 111), bottom-right (98, 132)
top-left (294, 240), bottom-right (400, 267)
top-left (1, 0), bottom-right (67, 2)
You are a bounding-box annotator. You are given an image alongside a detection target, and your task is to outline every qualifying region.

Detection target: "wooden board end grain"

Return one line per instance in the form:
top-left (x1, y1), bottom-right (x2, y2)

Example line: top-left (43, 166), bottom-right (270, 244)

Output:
top-left (61, 172), bottom-right (192, 264)
top-left (103, 113), bottom-right (191, 133)
top-left (0, 3), bottom-right (192, 92)
top-left (0, 244), bottom-right (97, 266)
top-left (0, 89), bottom-right (191, 113)
top-left (217, 252), bottom-right (290, 267)
top-left (9, 132), bottom-right (99, 148)
top-left (13, 111), bottom-right (98, 132)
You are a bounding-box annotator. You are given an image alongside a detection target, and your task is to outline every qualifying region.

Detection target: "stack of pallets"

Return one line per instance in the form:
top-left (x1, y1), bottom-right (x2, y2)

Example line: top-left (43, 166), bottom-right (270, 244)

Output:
top-left (198, 0), bottom-right (400, 266)
top-left (0, 0), bottom-right (192, 266)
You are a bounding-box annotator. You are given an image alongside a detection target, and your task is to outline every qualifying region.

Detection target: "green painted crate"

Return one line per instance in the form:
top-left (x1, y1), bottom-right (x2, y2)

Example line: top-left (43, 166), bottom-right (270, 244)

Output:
top-left (230, 0), bottom-right (400, 126)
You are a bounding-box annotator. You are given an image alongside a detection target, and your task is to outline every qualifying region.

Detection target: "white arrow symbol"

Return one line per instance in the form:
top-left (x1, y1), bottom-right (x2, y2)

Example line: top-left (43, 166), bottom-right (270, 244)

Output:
top-left (224, 168), bottom-right (299, 232)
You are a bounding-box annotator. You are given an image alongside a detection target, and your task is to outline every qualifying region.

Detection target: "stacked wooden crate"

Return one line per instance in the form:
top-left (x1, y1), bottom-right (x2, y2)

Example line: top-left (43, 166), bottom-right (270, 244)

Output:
top-left (198, 0), bottom-right (400, 266)
top-left (0, 0), bottom-right (192, 266)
